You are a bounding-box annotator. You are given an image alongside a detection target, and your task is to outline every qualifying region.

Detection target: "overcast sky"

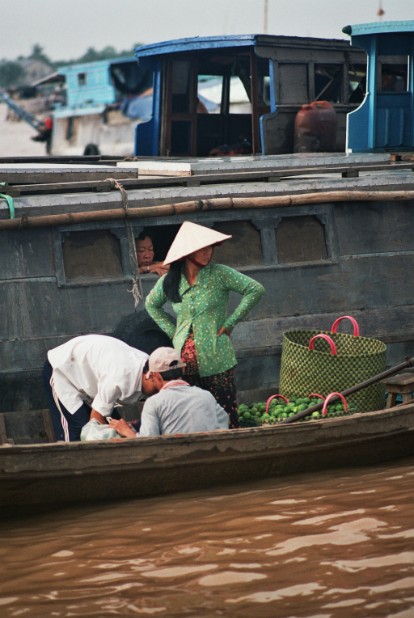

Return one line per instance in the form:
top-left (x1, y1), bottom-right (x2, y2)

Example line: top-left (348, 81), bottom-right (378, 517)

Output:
top-left (1, 0), bottom-right (413, 61)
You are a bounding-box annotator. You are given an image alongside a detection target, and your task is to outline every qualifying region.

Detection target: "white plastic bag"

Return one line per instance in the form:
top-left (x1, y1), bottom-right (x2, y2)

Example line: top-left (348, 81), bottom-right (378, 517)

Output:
top-left (80, 419), bottom-right (119, 442)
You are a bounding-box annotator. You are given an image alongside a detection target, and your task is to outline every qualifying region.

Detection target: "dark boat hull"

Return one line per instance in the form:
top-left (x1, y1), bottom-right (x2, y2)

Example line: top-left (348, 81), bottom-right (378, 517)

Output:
top-left (1, 404), bottom-right (413, 517)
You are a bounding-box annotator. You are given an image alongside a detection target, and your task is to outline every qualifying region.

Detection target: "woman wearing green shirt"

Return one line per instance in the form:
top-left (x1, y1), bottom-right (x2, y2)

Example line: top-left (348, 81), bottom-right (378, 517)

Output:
top-left (145, 221), bottom-right (265, 428)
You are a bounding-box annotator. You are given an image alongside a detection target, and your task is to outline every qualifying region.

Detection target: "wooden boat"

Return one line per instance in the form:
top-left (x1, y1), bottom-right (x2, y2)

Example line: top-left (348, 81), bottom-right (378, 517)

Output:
top-left (2, 57), bottom-right (153, 157)
top-left (1, 402), bottom-right (414, 517)
top-left (1, 21), bottom-right (414, 517)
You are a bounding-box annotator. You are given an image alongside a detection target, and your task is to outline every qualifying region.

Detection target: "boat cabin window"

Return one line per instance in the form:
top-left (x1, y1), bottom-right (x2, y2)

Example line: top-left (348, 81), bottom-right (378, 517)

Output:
top-left (278, 63), bottom-right (309, 104)
top-left (196, 69), bottom-right (256, 116)
top-left (379, 56), bottom-right (408, 93)
top-left (259, 75), bottom-right (271, 107)
top-left (275, 216), bottom-right (327, 263)
top-left (278, 61), bottom-right (366, 107)
top-left (197, 76), bottom-right (222, 113)
top-left (164, 53), bottom-right (270, 156)
top-left (212, 221), bottom-right (262, 267)
top-left (134, 225), bottom-right (179, 264)
top-left (348, 63), bottom-right (366, 103)
top-left (229, 76), bottom-right (251, 113)
top-left (77, 73), bottom-right (87, 87)
top-left (171, 60), bottom-right (192, 113)
top-left (62, 230), bottom-right (123, 282)
top-left (314, 64), bottom-right (343, 103)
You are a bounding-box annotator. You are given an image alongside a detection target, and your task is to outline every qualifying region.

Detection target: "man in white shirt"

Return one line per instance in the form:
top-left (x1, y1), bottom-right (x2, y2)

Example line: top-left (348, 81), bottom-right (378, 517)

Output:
top-left (106, 347), bottom-right (230, 439)
top-left (43, 334), bottom-right (157, 442)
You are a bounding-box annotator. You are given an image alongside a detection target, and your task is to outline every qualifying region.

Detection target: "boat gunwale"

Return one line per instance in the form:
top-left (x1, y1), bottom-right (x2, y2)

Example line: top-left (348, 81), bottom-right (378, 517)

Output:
top-left (1, 402), bottom-right (413, 457)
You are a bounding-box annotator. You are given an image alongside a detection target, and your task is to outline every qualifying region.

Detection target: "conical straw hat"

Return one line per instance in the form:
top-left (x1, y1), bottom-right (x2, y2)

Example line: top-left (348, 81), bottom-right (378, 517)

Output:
top-left (163, 222), bottom-right (232, 265)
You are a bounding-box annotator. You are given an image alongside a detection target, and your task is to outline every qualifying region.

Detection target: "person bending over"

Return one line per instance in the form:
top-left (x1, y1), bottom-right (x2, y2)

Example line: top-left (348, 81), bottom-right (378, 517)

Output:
top-left (107, 347), bottom-right (229, 438)
top-left (43, 334), bottom-right (158, 441)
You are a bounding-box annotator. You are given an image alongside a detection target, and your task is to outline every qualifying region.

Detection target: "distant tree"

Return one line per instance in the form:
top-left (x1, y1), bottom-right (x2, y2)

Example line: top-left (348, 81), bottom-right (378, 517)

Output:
top-left (77, 47), bottom-right (100, 63)
top-left (0, 61), bottom-right (25, 88)
top-left (100, 46), bottom-right (118, 59)
top-left (77, 46), bottom-right (118, 64)
top-left (29, 44), bottom-right (51, 66)
top-left (1, 42), bottom-right (145, 74)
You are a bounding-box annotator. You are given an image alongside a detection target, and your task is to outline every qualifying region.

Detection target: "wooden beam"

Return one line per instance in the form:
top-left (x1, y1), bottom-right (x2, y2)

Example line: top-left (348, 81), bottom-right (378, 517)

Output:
top-left (3, 161), bottom-right (414, 197)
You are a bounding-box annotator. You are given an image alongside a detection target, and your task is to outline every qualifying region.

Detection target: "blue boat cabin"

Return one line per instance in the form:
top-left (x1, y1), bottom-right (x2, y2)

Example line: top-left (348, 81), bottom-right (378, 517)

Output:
top-left (133, 34), bottom-right (366, 157)
top-left (343, 20), bottom-right (414, 153)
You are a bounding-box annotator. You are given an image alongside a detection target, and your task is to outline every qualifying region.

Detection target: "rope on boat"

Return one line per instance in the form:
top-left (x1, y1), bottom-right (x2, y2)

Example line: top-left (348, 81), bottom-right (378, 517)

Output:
top-left (2, 189), bottom-right (414, 230)
top-left (106, 178), bottom-right (143, 309)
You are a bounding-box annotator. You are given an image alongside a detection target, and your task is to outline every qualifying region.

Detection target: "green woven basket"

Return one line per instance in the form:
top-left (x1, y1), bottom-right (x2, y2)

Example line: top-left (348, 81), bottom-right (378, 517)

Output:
top-left (279, 316), bottom-right (387, 412)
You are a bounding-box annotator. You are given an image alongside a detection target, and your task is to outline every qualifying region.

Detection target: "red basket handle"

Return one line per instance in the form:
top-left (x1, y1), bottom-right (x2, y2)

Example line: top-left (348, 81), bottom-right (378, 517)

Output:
top-left (308, 334), bottom-right (337, 355)
top-left (265, 394), bottom-right (289, 414)
top-left (322, 392), bottom-right (348, 417)
top-left (308, 393), bottom-right (326, 400)
top-left (330, 315), bottom-right (360, 337)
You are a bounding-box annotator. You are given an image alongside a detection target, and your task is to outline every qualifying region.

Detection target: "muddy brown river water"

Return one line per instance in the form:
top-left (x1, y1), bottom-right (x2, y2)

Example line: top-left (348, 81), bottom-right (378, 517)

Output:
top-left (0, 457), bottom-right (413, 617)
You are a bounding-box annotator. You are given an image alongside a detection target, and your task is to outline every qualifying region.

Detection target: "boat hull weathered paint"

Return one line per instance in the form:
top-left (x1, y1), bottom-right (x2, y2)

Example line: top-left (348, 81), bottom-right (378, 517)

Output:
top-left (2, 153), bottom-right (414, 412)
top-left (1, 404), bottom-right (413, 517)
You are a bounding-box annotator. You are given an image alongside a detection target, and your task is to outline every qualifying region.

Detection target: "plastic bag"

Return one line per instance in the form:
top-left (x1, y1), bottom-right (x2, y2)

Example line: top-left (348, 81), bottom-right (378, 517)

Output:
top-left (80, 419), bottom-right (119, 442)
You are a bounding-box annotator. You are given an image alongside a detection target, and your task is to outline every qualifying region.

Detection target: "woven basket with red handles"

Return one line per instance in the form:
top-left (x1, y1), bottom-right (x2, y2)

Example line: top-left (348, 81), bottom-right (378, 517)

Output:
top-left (278, 315), bottom-right (387, 412)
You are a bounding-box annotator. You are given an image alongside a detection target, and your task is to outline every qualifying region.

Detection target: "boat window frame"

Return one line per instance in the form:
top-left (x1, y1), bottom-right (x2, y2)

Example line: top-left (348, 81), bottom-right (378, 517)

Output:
top-left (53, 204), bottom-right (338, 288)
top-left (257, 204), bottom-right (338, 267)
top-left (53, 223), bottom-right (136, 288)
top-left (377, 55), bottom-right (409, 93)
top-left (160, 48), bottom-right (262, 156)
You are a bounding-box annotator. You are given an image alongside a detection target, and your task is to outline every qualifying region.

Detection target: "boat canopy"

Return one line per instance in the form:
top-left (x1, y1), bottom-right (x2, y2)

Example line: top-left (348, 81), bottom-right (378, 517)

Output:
top-left (134, 34), bottom-right (366, 157)
top-left (343, 20), bottom-right (414, 153)
top-left (134, 34), bottom-right (352, 57)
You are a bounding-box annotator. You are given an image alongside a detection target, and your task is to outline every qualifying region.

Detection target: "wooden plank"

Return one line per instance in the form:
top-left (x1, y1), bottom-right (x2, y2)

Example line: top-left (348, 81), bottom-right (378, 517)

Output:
top-left (0, 165), bottom-right (138, 185)
top-left (118, 152), bottom-right (393, 176)
top-left (0, 156), bottom-right (123, 165)
top-left (3, 161), bottom-right (414, 197)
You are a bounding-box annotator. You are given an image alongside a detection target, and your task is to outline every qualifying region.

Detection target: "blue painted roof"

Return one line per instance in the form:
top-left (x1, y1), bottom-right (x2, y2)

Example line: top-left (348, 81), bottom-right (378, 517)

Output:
top-left (135, 35), bottom-right (259, 57)
top-left (135, 33), bottom-right (349, 58)
top-left (343, 20), bottom-right (414, 37)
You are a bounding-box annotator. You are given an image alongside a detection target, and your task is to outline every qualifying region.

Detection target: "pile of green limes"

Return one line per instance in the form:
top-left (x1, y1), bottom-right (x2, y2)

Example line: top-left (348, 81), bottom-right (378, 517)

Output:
top-left (237, 396), bottom-right (356, 427)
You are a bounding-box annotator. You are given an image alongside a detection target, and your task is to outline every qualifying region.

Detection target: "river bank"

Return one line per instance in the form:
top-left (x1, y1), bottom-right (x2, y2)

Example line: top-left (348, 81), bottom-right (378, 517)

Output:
top-left (0, 103), bottom-right (46, 157)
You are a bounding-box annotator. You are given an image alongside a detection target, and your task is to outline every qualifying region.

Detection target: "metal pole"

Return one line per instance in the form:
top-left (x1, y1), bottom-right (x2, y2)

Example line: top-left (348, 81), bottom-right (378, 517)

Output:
top-left (263, 0), bottom-right (268, 34)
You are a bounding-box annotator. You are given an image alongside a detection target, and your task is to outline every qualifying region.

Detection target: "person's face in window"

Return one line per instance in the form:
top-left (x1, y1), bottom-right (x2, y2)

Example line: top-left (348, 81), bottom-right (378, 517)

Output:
top-left (136, 236), bottom-right (155, 267)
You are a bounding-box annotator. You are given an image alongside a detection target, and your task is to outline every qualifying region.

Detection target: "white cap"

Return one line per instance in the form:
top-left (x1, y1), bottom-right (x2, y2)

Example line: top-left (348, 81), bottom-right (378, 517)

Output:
top-left (146, 347), bottom-right (186, 378)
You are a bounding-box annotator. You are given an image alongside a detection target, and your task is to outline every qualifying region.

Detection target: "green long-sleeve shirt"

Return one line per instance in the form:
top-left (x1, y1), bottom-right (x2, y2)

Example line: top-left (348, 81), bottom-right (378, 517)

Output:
top-left (145, 263), bottom-right (265, 377)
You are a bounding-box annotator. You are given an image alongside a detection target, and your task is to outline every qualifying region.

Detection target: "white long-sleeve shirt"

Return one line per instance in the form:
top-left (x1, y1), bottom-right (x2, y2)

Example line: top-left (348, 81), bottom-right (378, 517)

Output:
top-left (47, 334), bottom-right (148, 416)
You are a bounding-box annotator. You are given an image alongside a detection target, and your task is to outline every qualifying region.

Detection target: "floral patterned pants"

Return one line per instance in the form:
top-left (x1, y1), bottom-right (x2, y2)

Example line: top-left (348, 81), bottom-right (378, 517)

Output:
top-left (181, 331), bottom-right (240, 429)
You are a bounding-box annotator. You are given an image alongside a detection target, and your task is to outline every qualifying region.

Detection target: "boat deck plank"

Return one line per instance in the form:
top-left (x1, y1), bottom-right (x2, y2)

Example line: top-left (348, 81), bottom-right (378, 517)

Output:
top-left (3, 161), bottom-right (414, 197)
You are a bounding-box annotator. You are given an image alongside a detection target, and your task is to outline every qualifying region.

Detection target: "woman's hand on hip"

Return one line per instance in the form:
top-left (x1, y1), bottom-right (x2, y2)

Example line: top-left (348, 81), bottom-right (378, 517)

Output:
top-left (217, 326), bottom-right (232, 337)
